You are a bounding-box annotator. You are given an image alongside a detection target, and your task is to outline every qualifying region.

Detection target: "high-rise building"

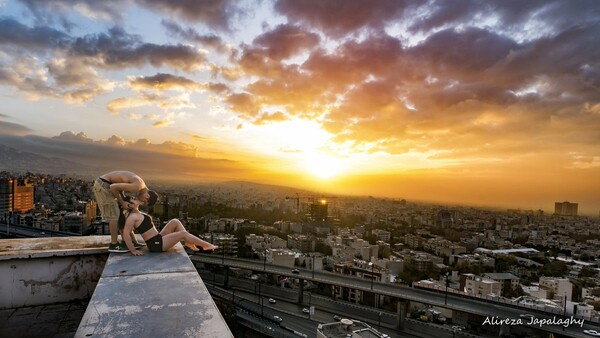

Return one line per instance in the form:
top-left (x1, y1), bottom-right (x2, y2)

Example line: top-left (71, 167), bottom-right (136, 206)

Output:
top-left (436, 209), bottom-right (453, 227)
top-left (0, 178), bottom-right (13, 219)
top-left (308, 200), bottom-right (328, 221)
top-left (13, 180), bottom-right (34, 213)
top-left (0, 178), bottom-right (35, 216)
top-left (554, 201), bottom-right (578, 216)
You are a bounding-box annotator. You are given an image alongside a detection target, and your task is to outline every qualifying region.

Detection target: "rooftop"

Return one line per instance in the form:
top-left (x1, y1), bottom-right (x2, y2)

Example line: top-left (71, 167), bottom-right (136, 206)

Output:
top-left (318, 319), bottom-right (386, 338)
top-left (1, 236), bottom-right (232, 338)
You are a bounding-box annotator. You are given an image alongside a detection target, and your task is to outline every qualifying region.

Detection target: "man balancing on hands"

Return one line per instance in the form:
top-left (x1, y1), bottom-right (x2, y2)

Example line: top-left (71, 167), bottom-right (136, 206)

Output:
top-left (92, 171), bottom-right (158, 252)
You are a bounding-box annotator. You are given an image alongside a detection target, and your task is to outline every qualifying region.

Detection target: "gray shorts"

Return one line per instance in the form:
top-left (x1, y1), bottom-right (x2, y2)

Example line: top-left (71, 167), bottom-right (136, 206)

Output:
top-left (93, 178), bottom-right (119, 222)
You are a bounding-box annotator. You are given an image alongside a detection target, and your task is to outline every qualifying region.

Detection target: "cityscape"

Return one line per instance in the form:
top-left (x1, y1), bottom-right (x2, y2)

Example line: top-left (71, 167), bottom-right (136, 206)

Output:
top-left (1, 0), bottom-right (600, 337)
top-left (2, 171), bottom-right (600, 337)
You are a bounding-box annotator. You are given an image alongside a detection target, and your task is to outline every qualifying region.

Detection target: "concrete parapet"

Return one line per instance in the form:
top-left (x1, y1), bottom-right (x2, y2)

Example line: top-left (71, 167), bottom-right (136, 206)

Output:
top-left (76, 242), bottom-right (232, 338)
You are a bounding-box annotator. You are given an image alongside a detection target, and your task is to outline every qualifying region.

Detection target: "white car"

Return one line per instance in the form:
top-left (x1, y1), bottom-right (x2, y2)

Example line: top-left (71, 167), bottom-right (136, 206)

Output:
top-left (302, 308), bottom-right (309, 314)
top-left (584, 330), bottom-right (600, 336)
top-left (452, 325), bottom-right (465, 331)
top-left (273, 315), bottom-right (283, 323)
top-left (268, 298), bottom-right (276, 304)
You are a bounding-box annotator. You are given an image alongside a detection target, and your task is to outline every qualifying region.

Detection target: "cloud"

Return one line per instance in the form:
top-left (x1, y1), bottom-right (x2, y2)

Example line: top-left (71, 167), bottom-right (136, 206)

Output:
top-left (0, 17), bottom-right (71, 51)
top-left (53, 131), bottom-right (94, 142)
top-left (274, 0), bottom-right (411, 37)
top-left (253, 111), bottom-right (289, 125)
top-left (224, 92), bottom-right (260, 118)
top-left (136, 0), bottom-right (240, 30)
top-left (0, 132), bottom-right (259, 180)
top-left (252, 24), bottom-right (320, 60)
top-left (127, 73), bottom-right (229, 93)
top-left (70, 27), bottom-right (208, 72)
top-left (0, 113), bottom-right (33, 136)
top-left (153, 119), bottom-right (173, 128)
top-left (107, 93), bottom-right (194, 116)
top-left (17, 0), bottom-right (128, 23)
top-left (161, 20), bottom-right (228, 52)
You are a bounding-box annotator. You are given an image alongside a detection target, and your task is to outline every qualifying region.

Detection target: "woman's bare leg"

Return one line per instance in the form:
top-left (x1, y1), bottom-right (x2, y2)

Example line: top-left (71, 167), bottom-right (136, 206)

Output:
top-left (160, 229), bottom-right (218, 252)
top-left (158, 218), bottom-right (218, 251)
top-left (160, 219), bottom-right (186, 235)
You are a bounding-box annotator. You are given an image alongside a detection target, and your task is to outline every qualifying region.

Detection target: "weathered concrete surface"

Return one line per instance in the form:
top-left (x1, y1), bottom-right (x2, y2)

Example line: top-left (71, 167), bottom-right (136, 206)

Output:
top-left (0, 237), bottom-right (109, 309)
top-left (0, 236), bottom-right (110, 260)
top-left (76, 244), bottom-right (233, 338)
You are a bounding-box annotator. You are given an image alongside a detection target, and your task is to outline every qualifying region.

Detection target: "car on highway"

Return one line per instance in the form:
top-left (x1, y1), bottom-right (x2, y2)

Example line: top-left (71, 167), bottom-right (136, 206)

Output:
top-left (273, 315), bottom-right (283, 323)
top-left (291, 269), bottom-right (300, 274)
top-left (268, 298), bottom-right (276, 304)
top-left (519, 314), bottom-right (534, 320)
top-left (584, 330), bottom-right (600, 336)
top-left (452, 325), bottom-right (465, 331)
top-left (333, 315), bottom-right (342, 321)
top-left (302, 308), bottom-right (309, 314)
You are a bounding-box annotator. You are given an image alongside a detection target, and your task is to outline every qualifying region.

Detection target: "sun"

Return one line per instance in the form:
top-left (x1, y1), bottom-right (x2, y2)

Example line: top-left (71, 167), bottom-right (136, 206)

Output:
top-left (303, 152), bottom-right (345, 179)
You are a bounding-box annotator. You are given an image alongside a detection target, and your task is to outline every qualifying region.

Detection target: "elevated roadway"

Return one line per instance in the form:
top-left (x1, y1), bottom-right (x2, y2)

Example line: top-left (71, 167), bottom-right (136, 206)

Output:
top-left (192, 254), bottom-right (599, 338)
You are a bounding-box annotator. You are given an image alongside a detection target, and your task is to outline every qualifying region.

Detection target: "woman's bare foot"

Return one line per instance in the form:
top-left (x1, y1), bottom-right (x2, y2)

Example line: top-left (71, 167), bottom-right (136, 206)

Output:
top-left (185, 243), bottom-right (200, 251)
top-left (202, 244), bottom-right (218, 251)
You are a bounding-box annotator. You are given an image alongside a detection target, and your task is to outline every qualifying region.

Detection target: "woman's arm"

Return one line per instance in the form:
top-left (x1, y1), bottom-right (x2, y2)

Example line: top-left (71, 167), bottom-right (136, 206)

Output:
top-left (123, 214), bottom-right (144, 256)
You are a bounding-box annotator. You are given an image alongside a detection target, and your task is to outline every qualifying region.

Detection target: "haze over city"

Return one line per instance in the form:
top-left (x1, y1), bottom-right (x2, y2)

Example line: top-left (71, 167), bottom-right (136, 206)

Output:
top-left (0, 0), bottom-right (599, 214)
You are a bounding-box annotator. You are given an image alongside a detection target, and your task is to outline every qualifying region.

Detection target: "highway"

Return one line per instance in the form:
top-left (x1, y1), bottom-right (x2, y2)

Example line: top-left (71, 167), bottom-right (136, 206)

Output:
top-left (0, 223), bottom-right (76, 238)
top-left (205, 277), bottom-right (478, 338)
top-left (192, 254), bottom-right (600, 338)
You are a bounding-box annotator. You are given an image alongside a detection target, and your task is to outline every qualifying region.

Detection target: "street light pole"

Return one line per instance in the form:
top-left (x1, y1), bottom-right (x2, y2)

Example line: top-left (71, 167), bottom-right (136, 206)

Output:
top-left (312, 256), bottom-right (315, 279)
top-left (221, 241), bottom-right (225, 263)
top-left (308, 292), bottom-right (312, 320)
top-left (370, 263), bottom-right (374, 290)
top-left (378, 312), bottom-right (381, 331)
top-left (259, 281), bottom-right (263, 316)
top-left (445, 272), bottom-right (449, 305)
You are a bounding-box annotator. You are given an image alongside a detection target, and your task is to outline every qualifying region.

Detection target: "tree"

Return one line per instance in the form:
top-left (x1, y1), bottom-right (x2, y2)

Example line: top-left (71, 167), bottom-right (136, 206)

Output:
top-left (580, 266), bottom-right (597, 278)
top-left (539, 261), bottom-right (568, 277)
top-left (315, 241), bottom-right (332, 256)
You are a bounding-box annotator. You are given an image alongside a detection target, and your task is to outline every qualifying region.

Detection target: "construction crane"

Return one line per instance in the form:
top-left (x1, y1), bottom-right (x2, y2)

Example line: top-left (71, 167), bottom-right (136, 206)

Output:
top-left (285, 193), bottom-right (308, 217)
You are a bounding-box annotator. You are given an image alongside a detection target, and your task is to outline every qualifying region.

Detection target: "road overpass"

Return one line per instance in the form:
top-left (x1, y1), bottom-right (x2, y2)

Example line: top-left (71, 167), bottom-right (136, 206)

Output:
top-left (191, 253), bottom-right (600, 338)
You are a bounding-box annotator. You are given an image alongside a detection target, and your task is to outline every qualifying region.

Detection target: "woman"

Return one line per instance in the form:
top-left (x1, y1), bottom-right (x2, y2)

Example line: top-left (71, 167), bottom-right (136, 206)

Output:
top-left (121, 196), bottom-right (217, 256)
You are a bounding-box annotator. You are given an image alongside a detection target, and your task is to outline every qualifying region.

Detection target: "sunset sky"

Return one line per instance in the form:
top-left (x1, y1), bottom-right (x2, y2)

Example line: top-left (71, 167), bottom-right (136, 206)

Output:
top-left (0, 0), bottom-right (599, 214)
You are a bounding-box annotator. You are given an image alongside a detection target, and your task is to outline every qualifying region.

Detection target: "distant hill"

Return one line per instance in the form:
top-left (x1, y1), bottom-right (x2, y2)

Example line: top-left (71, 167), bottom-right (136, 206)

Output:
top-left (0, 144), bottom-right (91, 174)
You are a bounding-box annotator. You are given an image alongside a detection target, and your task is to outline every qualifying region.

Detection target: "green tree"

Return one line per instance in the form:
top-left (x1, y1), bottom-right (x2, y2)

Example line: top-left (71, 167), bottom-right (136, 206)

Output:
top-left (539, 261), bottom-right (568, 277)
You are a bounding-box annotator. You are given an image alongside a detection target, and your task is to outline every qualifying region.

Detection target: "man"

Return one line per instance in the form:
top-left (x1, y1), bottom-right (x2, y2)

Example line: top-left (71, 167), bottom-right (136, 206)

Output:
top-left (93, 171), bottom-right (159, 252)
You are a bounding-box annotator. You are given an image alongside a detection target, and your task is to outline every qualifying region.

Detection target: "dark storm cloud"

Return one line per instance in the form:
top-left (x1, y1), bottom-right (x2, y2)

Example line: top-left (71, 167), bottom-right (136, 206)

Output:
top-left (274, 0), bottom-right (413, 37)
top-left (161, 20), bottom-right (228, 53)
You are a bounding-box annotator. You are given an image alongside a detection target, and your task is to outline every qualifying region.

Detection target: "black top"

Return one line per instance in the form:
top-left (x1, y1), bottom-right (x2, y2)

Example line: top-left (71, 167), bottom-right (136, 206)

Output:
top-left (135, 213), bottom-right (155, 234)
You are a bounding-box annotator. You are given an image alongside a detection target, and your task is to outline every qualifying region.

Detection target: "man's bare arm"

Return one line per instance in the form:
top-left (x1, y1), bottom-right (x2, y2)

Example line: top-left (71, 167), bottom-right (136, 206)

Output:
top-left (110, 183), bottom-right (142, 208)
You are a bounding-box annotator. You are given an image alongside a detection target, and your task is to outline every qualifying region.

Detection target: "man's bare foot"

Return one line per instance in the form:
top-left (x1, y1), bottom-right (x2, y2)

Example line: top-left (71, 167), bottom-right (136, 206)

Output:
top-left (185, 243), bottom-right (200, 251)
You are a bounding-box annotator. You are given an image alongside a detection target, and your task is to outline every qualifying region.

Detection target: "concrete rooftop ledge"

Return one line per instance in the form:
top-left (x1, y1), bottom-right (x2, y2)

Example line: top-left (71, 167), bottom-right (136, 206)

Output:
top-left (76, 243), bottom-right (233, 338)
top-left (0, 236), bottom-right (110, 260)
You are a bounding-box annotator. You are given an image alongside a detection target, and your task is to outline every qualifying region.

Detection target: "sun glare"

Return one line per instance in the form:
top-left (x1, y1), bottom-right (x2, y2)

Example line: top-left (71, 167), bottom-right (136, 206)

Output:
top-left (303, 152), bottom-right (346, 179)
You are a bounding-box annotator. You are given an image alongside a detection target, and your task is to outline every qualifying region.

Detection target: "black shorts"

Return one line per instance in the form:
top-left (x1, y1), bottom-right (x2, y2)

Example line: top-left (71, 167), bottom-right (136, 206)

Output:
top-left (146, 234), bottom-right (163, 252)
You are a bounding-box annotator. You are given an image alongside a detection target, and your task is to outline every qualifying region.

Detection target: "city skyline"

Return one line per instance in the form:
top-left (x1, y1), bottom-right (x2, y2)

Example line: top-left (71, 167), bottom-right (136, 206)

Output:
top-left (0, 1), bottom-right (599, 214)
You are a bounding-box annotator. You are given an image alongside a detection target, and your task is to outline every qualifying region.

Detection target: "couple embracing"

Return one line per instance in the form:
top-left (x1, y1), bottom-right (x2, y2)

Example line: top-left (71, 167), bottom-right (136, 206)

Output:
top-left (93, 170), bottom-right (217, 255)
